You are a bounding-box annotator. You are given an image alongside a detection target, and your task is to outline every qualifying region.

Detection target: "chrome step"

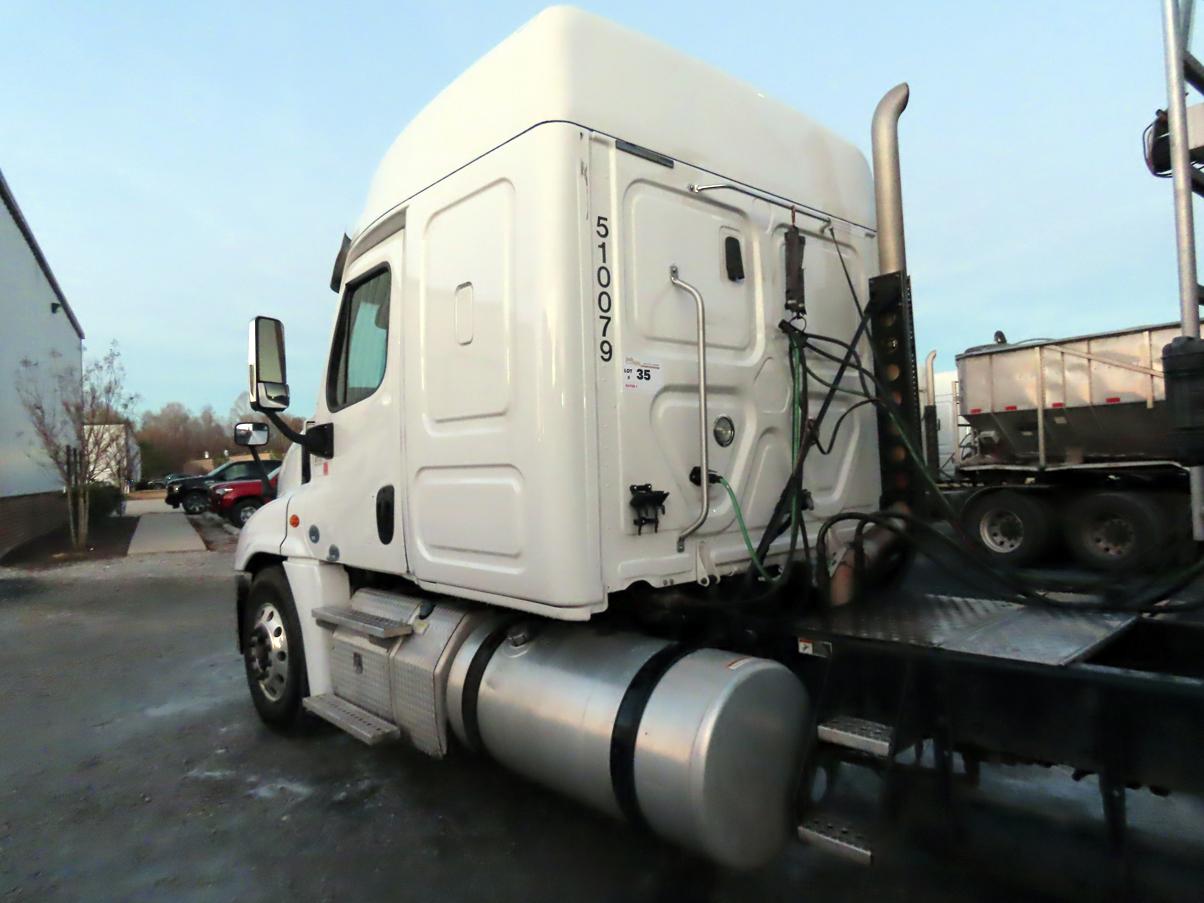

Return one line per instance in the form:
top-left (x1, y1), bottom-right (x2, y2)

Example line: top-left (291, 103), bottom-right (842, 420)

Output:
top-left (798, 814), bottom-right (874, 865)
top-left (312, 606), bottom-right (413, 639)
top-left (817, 715), bottom-right (893, 758)
top-left (303, 694), bottom-right (401, 745)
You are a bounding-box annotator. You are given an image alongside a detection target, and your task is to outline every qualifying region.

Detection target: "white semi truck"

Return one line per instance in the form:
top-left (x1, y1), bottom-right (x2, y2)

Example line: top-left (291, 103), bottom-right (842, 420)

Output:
top-left (230, 7), bottom-right (1204, 878)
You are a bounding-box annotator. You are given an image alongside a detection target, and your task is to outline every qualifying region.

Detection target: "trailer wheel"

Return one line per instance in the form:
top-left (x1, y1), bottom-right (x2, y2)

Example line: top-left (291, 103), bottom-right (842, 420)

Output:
top-left (963, 490), bottom-right (1052, 567)
top-left (1065, 491), bottom-right (1166, 572)
top-left (242, 566), bottom-right (308, 727)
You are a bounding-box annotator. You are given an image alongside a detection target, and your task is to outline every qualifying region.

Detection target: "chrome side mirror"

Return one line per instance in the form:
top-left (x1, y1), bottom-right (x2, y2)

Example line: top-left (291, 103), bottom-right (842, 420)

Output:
top-left (233, 421), bottom-right (270, 447)
top-left (248, 316), bottom-right (290, 411)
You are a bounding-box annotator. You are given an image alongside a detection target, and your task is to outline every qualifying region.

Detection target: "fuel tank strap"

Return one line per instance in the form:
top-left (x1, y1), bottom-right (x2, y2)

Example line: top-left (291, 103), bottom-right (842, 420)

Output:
top-left (459, 621), bottom-right (517, 754)
top-left (608, 644), bottom-right (695, 830)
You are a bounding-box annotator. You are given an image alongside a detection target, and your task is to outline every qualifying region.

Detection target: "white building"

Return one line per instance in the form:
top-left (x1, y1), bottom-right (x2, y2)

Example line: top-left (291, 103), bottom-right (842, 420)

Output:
top-left (85, 422), bottom-right (142, 491)
top-left (0, 169), bottom-right (85, 558)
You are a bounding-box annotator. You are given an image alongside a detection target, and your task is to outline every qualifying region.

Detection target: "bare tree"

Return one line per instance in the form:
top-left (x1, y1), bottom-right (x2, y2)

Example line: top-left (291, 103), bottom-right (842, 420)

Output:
top-left (16, 342), bottom-right (139, 549)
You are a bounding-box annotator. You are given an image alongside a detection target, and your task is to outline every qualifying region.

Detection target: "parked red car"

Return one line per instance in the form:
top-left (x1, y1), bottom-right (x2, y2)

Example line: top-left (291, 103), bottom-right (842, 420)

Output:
top-left (208, 468), bottom-right (279, 526)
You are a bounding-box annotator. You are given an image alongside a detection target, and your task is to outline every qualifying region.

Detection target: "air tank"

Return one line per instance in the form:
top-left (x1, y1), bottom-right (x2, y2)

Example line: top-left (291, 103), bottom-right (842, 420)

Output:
top-left (446, 620), bottom-right (810, 869)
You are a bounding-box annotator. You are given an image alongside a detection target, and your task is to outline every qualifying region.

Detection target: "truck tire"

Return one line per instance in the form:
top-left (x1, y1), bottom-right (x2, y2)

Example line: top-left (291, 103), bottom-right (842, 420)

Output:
top-left (181, 491), bottom-right (208, 515)
top-left (963, 490), bottom-right (1053, 567)
top-left (230, 499), bottom-right (262, 527)
top-left (242, 567), bottom-right (308, 728)
top-left (1065, 491), bottom-right (1167, 572)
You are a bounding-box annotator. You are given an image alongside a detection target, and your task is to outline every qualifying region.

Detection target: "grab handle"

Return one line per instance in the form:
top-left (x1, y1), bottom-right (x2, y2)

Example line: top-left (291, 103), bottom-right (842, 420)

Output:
top-left (670, 265), bottom-right (709, 552)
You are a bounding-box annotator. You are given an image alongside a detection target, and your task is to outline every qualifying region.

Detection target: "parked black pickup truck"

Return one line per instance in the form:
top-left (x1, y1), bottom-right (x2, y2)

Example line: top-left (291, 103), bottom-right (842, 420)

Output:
top-left (165, 459), bottom-right (275, 515)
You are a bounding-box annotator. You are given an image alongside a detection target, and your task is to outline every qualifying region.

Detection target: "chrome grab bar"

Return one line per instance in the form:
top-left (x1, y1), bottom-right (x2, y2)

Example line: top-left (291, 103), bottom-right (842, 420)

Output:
top-left (670, 265), bottom-right (709, 552)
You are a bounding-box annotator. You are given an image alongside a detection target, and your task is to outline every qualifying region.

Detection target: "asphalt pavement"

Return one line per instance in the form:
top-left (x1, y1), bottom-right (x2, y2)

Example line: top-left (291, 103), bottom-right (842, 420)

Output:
top-left (2, 548), bottom-right (1203, 901)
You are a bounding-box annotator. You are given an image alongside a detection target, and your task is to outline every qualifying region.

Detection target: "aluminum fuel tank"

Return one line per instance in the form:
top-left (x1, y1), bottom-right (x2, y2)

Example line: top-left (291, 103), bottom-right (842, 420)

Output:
top-left (446, 621), bottom-right (809, 869)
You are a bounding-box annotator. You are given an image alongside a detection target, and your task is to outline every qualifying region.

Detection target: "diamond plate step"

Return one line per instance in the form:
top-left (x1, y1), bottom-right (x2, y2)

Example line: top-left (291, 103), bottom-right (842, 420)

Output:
top-left (313, 606), bottom-right (413, 639)
top-left (817, 715), bottom-right (893, 758)
top-left (303, 694), bottom-right (400, 745)
top-left (798, 814), bottom-right (874, 865)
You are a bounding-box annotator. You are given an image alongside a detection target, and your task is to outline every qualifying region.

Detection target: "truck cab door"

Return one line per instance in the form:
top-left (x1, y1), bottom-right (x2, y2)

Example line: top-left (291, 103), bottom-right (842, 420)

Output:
top-left (295, 233), bottom-right (408, 575)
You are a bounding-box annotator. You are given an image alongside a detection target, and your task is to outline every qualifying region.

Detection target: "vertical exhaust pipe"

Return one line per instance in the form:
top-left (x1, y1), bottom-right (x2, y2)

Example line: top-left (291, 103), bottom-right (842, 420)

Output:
top-left (871, 83), bottom-right (910, 275)
top-left (831, 83), bottom-right (915, 606)
top-left (924, 349), bottom-right (938, 408)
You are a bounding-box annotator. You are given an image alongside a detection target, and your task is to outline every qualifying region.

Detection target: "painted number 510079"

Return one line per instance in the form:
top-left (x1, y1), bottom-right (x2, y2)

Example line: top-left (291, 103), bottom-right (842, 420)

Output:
top-left (595, 215), bottom-right (613, 362)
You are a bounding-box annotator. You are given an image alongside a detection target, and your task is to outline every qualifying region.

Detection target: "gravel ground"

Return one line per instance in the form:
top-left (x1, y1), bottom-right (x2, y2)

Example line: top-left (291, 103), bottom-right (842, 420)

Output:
top-left (1, 549), bottom-right (1203, 902)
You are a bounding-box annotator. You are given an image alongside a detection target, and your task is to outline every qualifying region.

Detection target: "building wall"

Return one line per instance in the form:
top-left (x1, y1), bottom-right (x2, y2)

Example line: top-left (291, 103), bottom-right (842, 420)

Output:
top-left (1, 188), bottom-right (83, 498)
top-left (1, 172), bottom-right (84, 555)
top-left (0, 491), bottom-right (68, 560)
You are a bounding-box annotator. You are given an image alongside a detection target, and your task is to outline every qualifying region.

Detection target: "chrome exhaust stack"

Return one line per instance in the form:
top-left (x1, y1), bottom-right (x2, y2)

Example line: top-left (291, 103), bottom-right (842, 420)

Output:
top-left (826, 83), bottom-right (918, 605)
top-left (871, 83), bottom-right (910, 275)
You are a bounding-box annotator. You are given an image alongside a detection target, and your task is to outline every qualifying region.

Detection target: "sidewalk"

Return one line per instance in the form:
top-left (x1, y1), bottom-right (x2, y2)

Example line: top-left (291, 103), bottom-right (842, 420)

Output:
top-left (127, 511), bottom-right (206, 555)
top-left (124, 498), bottom-right (169, 517)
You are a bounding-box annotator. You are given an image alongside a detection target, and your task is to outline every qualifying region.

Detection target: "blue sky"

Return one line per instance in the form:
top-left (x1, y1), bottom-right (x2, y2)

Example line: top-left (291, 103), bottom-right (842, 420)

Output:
top-left (2, 1), bottom-right (1194, 415)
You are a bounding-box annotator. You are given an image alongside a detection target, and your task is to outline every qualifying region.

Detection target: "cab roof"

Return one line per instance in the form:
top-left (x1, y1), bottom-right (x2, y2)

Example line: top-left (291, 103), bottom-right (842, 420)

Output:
top-left (356, 6), bottom-right (875, 237)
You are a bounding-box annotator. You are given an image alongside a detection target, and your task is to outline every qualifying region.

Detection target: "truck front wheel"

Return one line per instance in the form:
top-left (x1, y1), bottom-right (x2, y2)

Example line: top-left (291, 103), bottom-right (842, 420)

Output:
top-left (242, 567), bottom-right (308, 728)
top-left (1065, 491), bottom-right (1166, 572)
top-left (963, 490), bottom-right (1053, 567)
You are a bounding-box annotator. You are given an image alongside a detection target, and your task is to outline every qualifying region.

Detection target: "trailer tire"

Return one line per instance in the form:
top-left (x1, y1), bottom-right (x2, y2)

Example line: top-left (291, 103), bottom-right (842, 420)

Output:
top-left (242, 566), bottom-right (308, 728)
top-left (1065, 491), bottom-right (1166, 572)
top-left (963, 490), bottom-right (1052, 567)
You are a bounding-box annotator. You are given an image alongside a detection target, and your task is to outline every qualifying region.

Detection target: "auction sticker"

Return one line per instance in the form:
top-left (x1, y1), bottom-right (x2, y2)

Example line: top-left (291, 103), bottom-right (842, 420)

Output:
top-left (622, 357), bottom-right (662, 391)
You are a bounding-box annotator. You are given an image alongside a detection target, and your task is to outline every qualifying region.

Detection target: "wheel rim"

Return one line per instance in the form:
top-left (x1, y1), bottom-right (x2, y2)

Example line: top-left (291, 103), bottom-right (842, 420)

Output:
top-left (238, 504), bottom-right (256, 525)
top-left (248, 601), bottom-right (290, 701)
top-left (184, 496), bottom-right (204, 514)
top-left (979, 508), bottom-right (1024, 554)
top-left (1087, 515), bottom-right (1135, 559)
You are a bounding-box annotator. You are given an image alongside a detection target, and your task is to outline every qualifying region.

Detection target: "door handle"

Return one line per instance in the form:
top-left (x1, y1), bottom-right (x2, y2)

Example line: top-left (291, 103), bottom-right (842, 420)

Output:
top-left (376, 485), bottom-right (395, 544)
top-left (670, 265), bottom-right (709, 552)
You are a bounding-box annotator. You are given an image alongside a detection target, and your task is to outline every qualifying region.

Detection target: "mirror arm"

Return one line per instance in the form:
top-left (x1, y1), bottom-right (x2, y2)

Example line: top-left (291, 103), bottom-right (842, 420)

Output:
top-left (248, 446), bottom-right (273, 498)
top-left (261, 409), bottom-right (334, 459)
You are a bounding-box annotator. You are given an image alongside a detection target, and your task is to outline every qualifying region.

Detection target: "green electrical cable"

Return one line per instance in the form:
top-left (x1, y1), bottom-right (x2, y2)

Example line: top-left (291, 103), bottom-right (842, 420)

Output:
top-left (719, 475), bottom-right (774, 583)
top-left (731, 332), bottom-right (808, 588)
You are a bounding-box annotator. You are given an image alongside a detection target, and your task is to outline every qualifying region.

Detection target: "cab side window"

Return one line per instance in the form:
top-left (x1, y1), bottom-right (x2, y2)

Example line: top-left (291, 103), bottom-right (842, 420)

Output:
top-left (327, 267), bottom-right (391, 411)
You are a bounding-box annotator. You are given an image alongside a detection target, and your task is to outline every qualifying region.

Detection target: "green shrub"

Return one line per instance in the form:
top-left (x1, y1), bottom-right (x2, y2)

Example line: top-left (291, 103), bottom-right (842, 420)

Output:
top-left (85, 483), bottom-right (124, 523)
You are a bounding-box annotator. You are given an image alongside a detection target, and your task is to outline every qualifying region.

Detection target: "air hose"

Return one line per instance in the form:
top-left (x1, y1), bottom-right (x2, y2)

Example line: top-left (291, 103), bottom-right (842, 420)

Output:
top-left (718, 476), bottom-right (773, 583)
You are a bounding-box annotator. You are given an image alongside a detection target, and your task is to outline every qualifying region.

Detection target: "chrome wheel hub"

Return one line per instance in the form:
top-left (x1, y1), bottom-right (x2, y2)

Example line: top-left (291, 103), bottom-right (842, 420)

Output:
top-left (980, 509), bottom-right (1023, 554)
top-left (248, 602), bottom-right (289, 701)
